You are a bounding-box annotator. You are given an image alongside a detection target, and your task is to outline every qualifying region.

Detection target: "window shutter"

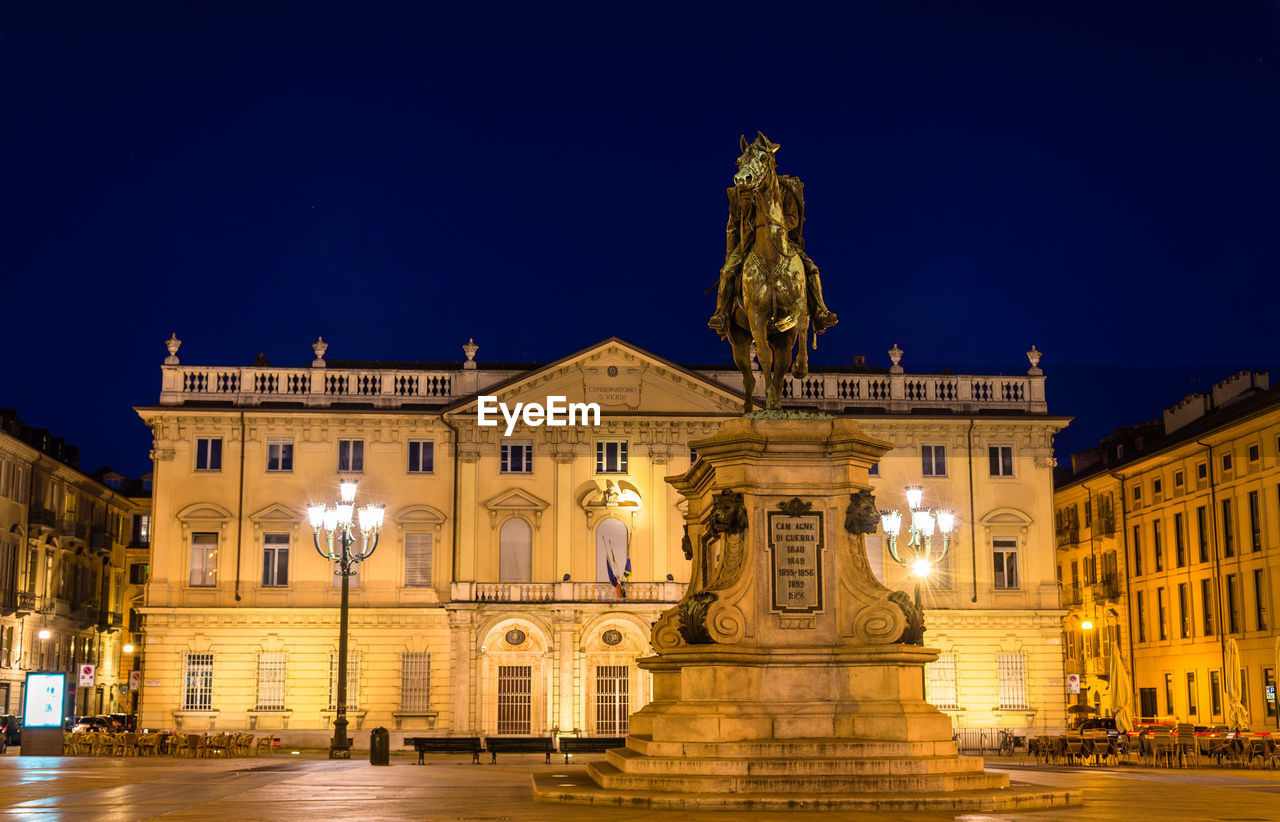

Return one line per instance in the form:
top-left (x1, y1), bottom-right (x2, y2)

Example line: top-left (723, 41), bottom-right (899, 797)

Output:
top-left (405, 533), bottom-right (433, 588)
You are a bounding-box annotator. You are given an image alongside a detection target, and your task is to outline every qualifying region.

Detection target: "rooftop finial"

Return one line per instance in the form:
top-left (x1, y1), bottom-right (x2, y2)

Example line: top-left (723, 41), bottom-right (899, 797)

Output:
top-left (463, 338), bottom-right (479, 370)
top-left (888, 343), bottom-right (904, 374)
top-left (164, 333), bottom-right (182, 365)
top-left (1027, 345), bottom-right (1043, 375)
top-left (312, 336), bottom-right (328, 368)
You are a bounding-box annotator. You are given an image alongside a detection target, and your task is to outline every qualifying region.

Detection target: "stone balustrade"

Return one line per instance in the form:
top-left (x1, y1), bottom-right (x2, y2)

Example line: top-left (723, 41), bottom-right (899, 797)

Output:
top-left (159, 361), bottom-right (1047, 414)
top-left (450, 581), bottom-right (685, 604)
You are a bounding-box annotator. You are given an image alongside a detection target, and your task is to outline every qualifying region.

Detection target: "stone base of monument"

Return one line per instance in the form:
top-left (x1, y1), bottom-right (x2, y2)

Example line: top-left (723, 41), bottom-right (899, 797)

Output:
top-left (535, 417), bottom-right (1078, 811)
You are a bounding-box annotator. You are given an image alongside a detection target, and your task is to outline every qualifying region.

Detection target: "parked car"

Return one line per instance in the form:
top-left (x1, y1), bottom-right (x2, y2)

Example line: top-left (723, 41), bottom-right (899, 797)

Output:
top-left (69, 716), bottom-right (117, 733)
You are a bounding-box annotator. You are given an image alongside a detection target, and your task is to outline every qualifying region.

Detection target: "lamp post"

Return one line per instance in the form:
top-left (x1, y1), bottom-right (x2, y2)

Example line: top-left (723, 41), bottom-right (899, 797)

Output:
top-left (879, 485), bottom-right (956, 645)
top-left (308, 480), bottom-right (383, 759)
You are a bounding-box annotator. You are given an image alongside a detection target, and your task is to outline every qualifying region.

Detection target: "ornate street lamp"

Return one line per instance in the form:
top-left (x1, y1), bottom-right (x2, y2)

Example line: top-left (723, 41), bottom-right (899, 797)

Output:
top-left (880, 485), bottom-right (956, 645)
top-left (308, 480), bottom-right (383, 759)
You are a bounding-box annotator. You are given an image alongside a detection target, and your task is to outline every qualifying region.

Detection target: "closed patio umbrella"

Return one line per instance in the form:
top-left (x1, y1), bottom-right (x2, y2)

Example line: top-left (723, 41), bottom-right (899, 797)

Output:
top-left (1225, 638), bottom-right (1250, 731)
top-left (1109, 653), bottom-right (1135, 735)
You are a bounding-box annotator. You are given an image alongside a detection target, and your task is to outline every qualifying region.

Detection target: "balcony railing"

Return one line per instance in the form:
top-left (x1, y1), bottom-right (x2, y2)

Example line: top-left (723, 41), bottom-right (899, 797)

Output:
top-left (29, 506), bottom-right (57, 528)
top-left (451, 581), bottom-right (685, 604)
top-left (72, 603), bottom-right (100, 627)
top-left (1093, 575), bottom-right (1121, 602)
top-left (0, 588), bottom-right (35, 615)
top-left (89, 526), bottom-right (111, 550)
top-left (1056, 527), bottom-right (1080, 547)
top-left (60, 518), bottom-right (88, 540)
top-left (1062, 587), bottom-right (1084, 606)
top-left (160, 360), bottom-right (1048, 415)
top-left (98, 610), bottom-right (124, 632)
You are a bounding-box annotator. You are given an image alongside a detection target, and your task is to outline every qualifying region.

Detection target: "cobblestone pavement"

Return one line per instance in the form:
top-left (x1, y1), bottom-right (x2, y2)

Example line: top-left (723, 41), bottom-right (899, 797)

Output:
top-left (1, 751), bottom-right (1279, 821)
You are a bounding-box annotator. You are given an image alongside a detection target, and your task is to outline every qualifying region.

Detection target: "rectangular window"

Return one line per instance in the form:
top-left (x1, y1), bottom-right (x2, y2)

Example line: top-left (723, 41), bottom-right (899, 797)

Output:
top-left (128, 562), bottom-right (149, 585)
top-left (1157, 587), bottom-right (1167, 640)
top-left (921, 444), bottom-right (947, 477)
top-left (400, 652), bottom-right (431, 711)
top-left (1084, 500), bottom-right (1093, 528)
top-left (407, 440), bottom-right (434, 473)
top-left (988, 446), bottom-right (1014, 477)
top-left (1248, 490), bottom-right (1261, 553)
top-left (404, 533), bottom-right (433, 588)
top-left (1153, 520), bottom-right (1164, 571)
top-left (500, 441), bottom-right (533, 474)
top-left (996, 653), bottom-right (1028, 710)
top-left (925, 652), bottom-right (959, 710)
top-left (1222, 499), bottom-right (1235, 557)
top-left (1197, 506), bottom-right (1209, 563)
top-left (1165, 673), bottom-right (1175, 716)
top-left (1133, 484), bottom-right (1142, 503)
top-left (1211, 669), bottom-right (1223, 716)
top-left (1223, 453), bottom-right (1233, 473)
top-left (261, 533), bottom-right (289, 587)
top-left (867, 462), bottom-right (879, 477)
top-left (189, 533), bottom-right (218, 587)
top-left (1174, 470), bottom-right (1184, 489)
top-left (267, 439), bottom-right (293, 472)
top-left (1174, 513), bottom-right (1186, 567)
top-left (338, 439), bottom-right (364, 473)
top-left (595, 665), bottom-right (630, 735)
top-left (1153, 478), bottom-right (1163, 497)
top-left (327, 652), bottom-right (361, 710)
top-left (255, 652), bottom-right (286, 711)
top-left (1198, 462), bottom-right (1208, 481)
top-left (992, 537), bottom-right (1019, 589)
top-left (1254, 568), bottom-right (1269, 631)
top-left (1186, 672), bottom-right (1198, 717)
top-left (183, 652), bottom-right (214, 710)
top-left (596, 441), bottom-right (629, 474)
top-left (1249, 444), bottom-right (1260, 462)
top-left (1178, 582), bottom-right (1191, 638)
top-left (1227, 574), bottom-right (1240, 633)
top-left (195, 438), bottom-right (222, 471)
top-left (1201, 578), bottom-right (1215, 635)
top-left (1132, 526), bottom-right (1143, 577)
top-left (497, 664), bottom-right (532, 734)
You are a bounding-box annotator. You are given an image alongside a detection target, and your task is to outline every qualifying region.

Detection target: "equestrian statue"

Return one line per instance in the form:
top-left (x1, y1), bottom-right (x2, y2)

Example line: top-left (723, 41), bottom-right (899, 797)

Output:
top-left (708, 132), bottom-right (837, 412)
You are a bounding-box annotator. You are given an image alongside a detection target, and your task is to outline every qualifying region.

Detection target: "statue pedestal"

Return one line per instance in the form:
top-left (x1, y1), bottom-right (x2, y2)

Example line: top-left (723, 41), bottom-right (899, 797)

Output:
top-left (534, 418), bottom-right (1077, 810)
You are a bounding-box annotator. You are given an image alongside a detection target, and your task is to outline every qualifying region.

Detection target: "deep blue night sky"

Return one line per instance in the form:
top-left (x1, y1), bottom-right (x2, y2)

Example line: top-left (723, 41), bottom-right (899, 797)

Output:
top-left (3, 2), bottom-right (1278, 477)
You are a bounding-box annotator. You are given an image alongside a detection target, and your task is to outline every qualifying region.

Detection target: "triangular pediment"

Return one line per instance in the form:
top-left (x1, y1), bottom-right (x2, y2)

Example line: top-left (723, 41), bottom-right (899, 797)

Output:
top-left (445, 338), bottom-right (745, 418)
top-left (249, 503), bottom-right (302, 525)
top-left (483, 488), bottom-right (550, 513)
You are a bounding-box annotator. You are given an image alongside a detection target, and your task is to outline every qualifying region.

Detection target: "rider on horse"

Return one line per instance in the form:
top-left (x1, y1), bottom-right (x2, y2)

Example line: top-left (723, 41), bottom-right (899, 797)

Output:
top-left (707, 133), bottom-right (837, 338)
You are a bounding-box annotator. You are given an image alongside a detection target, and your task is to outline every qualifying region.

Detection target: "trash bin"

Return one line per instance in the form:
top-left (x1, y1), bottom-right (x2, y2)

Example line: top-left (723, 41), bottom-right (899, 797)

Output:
top-left (370, 727), bottom-right (390, 766)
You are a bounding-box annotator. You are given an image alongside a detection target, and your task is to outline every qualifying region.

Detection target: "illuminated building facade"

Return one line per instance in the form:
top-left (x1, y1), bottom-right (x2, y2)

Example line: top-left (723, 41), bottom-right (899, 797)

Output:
top-left (0, 410), bottom-right (147, 719)
top-left (136, 337), bottom-right (1068, 744)
top-left (1055, 371), bottom-right (1280, 728)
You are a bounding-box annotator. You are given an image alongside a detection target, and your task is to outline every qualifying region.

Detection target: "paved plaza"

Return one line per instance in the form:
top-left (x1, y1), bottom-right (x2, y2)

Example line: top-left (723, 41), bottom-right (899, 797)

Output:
top-left (1, 751), bottom-right (1279, 822)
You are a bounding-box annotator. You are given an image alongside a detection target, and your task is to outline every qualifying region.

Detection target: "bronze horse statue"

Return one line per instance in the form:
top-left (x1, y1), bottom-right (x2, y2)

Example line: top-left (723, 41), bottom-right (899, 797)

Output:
top-left (725, 134), bottom-right (809, 411)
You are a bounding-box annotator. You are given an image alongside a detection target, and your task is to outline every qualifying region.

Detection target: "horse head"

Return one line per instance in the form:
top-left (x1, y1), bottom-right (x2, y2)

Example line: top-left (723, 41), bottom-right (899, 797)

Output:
top-left (733, 131), bottom-right (780, 194)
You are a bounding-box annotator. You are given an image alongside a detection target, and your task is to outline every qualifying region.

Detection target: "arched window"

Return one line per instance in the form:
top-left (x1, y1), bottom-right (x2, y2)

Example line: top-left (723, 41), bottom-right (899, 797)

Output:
top-left (596, 518), bottom-right (629, 584)
top-left (499, 518), bottom-right (532, 582)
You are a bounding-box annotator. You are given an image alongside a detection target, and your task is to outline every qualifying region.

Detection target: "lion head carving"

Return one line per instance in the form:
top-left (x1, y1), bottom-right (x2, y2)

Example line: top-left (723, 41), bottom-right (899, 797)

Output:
top-left (844, 489), bottom-right (880, 535)
top-left (705, 489), bottom-right (748, 537)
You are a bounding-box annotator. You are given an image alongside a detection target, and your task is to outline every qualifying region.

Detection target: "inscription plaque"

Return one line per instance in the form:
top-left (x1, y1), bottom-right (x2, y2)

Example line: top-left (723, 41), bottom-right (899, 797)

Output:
top-left (768, 505), bottom-right (824, 614)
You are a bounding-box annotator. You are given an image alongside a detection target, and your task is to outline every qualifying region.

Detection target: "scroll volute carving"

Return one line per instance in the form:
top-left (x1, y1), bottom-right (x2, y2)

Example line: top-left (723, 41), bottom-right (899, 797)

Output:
top-left (837, 489), bottom-right (911, 645)
top-left (653, 489), bottom-right (751, 650)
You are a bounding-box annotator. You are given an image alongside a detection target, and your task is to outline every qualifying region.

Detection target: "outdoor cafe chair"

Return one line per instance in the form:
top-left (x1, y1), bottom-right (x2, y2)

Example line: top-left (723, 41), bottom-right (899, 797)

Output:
top-left (256, 735), bottom-right (277, 756)
top-left (1175, 724), bottom-right (1200, 768)
top-left (1149, 729), bottom-right (1176, 767)
top-left (136, 734), bottom-right (158, 756)
top-left (1062, 733), bottom-right (1086, 765)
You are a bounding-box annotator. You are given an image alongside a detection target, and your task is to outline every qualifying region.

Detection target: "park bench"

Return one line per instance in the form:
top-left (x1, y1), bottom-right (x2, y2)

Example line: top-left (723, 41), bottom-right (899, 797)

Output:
top-left (404, 736), bottom-right (483, 764)
top-left (485, 735), bottom-right (553, 763)
top-left (557, 736), bottom-right (625, 764)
